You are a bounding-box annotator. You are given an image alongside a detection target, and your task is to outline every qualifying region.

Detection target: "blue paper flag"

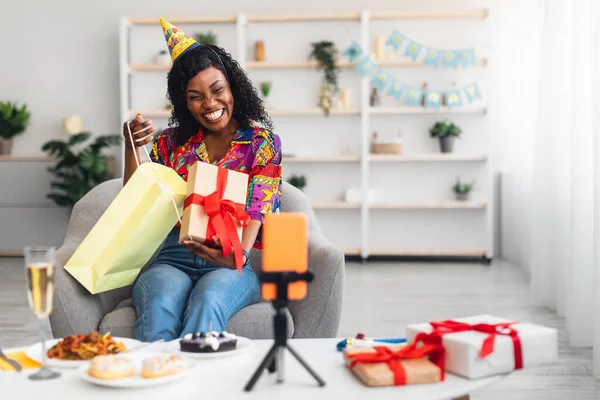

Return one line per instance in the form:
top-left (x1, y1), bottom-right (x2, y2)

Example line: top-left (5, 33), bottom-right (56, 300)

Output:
top-left (424, 90), bottom-right (442, 110)
top-left (404, 86), bottom-right (423, 106)
top-left (355, 55), bottom-right (377, 76)
top-left (458, 48), bottom-right (476, 68)
top-left (386, 79), bottom-right (404, 101)
top-left (441, 50), bottom-right (459, 69)
top-left (371, 69), bottom-right (389, 90)
top-left (342, 41), bottom-right (364, 64)
top-left (445, 89), bottom-right (463, 108)
top-left (464, 83), bottom-right (482, 103)
top-left (423, 48), bottom-right (441, 67)
top-left (403, 40), bottom-right (423, 62)
top-left (386, 30), bottom-right (407, 52)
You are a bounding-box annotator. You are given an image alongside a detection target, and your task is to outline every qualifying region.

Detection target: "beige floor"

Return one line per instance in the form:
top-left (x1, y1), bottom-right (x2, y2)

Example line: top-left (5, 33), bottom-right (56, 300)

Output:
top-left (0, 257), bottom-right (598, 399)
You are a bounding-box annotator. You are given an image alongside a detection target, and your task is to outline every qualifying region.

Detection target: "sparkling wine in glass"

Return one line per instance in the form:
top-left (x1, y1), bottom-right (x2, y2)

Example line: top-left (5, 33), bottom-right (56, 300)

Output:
top-left (24, 246), bottom-right (61, 380)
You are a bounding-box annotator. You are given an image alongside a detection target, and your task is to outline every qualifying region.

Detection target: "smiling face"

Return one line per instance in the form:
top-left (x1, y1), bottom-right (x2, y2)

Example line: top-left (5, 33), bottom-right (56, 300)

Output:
top-left (185, 66), bottom-right (235, 133)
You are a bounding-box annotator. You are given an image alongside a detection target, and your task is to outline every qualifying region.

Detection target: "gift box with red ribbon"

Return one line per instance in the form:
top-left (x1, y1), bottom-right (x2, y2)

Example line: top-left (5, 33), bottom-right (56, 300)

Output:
top-left (179, 161), bottom-right (250, 272)
top-left (405, 315), bottom-right (558, 379)
top-left (343, 341), bottom-right (445, 387)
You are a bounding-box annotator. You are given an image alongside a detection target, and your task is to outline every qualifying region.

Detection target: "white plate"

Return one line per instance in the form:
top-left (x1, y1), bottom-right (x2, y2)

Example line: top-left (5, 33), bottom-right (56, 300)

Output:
top-left (25, 337), bottom-right (142, 369)
top-left (158, 336), bottom-right (253, 359)
top-left (78, 352), bottom-right (196, 388)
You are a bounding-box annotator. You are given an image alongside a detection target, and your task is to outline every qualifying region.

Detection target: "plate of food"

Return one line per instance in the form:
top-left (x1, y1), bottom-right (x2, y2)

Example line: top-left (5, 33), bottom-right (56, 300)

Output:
top-left (78, 352), bottom-right (196, 388)
top-left (159, 331), bottom-right (253, 359)
top-left (25, 331), bottom-right (142, 368)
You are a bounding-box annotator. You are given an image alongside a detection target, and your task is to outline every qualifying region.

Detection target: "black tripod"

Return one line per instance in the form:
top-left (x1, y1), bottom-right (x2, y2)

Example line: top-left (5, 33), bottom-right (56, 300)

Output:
top-left (244, 271), bottom-right (326, 391)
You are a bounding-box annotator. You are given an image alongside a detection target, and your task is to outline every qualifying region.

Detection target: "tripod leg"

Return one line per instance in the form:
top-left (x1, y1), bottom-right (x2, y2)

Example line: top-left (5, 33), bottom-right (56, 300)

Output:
top-left (244, 344), bottom-right (278, 392)
top-left (286, 344), bottom-right (326, 387)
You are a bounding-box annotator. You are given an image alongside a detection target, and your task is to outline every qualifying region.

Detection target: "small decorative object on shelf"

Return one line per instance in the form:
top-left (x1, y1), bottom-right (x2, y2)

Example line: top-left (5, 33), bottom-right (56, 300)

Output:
top-left (309, 41), bottom-right (339, 116)
top-left (420, 82), bottom-right (428, 107)
top-left (254, 40), bottom-right (265, 62)
top-left (429, 120), bottom-right (462, 153)
top-left (338, 88), bottom-right (350, 109)
top-left (452, 178), bottom-right (475, 201)
top-left (0, 101), bottom-right (31, 155)
top-left (369, 87), bottom-right (380, 107)
top-left (63, 116), bottom-right (83, 135)
top-left (287, 175), bottom-right (306, 191)
top-left (259, 81), bottom-right (272, 107)
top-left (370, 132), bottom-right (402, 155)
top-left (153, 49), bottom-right (172, 66)
top-left (41, 132), bottom-right (121, 208)
top-left (375, 36), bottom-right (385, 61)
top-left (194, 31), bottom-right (217, 45)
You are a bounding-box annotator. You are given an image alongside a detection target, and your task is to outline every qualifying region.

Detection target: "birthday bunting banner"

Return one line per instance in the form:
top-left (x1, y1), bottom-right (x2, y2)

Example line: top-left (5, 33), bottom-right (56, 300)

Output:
top-left (343, 40), bottom-right (483, 109)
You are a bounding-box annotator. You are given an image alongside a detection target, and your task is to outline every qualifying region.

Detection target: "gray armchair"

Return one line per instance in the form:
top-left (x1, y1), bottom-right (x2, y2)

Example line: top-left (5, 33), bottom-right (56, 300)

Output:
top-left (49, 180), bottom-right (344, 340)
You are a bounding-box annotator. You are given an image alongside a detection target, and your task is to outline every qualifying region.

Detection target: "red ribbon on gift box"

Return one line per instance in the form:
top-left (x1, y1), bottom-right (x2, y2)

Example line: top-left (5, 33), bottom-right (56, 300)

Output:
top-left (347, 341), bottom-right (446, 385)
top-left (425, 320), bottom-right (524, 370)
top-left (184, 167), bottom-right (250, 272)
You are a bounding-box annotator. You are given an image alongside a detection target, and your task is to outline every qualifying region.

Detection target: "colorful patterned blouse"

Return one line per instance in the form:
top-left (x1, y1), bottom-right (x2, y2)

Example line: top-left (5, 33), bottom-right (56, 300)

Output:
top-left (150, 123), bottom-right (282, 249)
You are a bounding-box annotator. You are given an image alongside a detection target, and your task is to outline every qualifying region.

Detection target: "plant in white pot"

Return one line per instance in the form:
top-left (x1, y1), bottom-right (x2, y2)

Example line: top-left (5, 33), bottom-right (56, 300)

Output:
top-left (429, 120), bottom-right (462, 153)
top-left (452, 178), bottom-right (475, 201)
top-left (0, 101), bottom-right (31, 155)
top-left (259, 81), bottom-right (272, 108)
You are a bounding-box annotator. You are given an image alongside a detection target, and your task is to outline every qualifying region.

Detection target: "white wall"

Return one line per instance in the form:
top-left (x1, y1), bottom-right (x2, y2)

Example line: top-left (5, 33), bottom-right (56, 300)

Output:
top-left (2, 0), bottom-right (524, 257)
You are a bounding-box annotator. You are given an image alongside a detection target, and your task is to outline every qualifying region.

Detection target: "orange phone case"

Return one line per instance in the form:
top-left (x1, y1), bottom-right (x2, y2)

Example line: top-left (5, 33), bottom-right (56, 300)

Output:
top-left (261, 212), bottom-right (308, 301)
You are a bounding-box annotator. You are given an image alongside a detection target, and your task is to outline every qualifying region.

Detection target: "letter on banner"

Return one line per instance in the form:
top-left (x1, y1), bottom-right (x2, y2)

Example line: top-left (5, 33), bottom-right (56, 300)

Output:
top-left (371, 70), bottom-right (389, 90)
top-left (423, 48), bottom-right (441, 67)
top-left (441, 50), bottom-right (459, 69)
top-left (354, 55), bottom-right (377, 76)
top-left (464, 83), bottom-right (482, 103)
top-left (386, 30), bottom-right (406, 52)
top-left (445, 89), bottom-right (463, 108)
top-left (386, 80), bottom-right (404, 101)
top-left (404, 86), bottom-right (423, 106)
top-left (342, 41), bottom-right (363, 64)
top-left (458, 48), bottom-right (476, 68)
top-left (424, 91), bottom-right (442, 110)
top-left (403, 40), bottom-right (422, 62)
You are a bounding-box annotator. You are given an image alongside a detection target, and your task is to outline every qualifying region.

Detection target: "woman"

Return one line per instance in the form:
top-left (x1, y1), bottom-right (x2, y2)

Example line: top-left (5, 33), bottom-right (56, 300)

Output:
top-left (123, 19), bottom-right (282, 342)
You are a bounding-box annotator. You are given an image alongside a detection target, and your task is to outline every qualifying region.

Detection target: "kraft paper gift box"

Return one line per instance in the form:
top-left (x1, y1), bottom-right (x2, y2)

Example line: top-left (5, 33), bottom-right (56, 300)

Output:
top-left (405, 315), bottom-right (558, 379)
top-left (343, 344), bottom-right (445, 387)
top-left (179, 161), bottom-right (250, 271)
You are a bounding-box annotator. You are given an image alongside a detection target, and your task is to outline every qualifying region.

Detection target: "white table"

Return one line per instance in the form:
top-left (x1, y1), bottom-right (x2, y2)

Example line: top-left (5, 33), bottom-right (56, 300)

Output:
top-left (0, 339), bottom-right (504, 400)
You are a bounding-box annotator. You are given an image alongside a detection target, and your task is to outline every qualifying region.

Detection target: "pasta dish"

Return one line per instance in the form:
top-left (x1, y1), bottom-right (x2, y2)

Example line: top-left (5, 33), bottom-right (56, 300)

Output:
top-left (47, 331), bottom-right (126, 360)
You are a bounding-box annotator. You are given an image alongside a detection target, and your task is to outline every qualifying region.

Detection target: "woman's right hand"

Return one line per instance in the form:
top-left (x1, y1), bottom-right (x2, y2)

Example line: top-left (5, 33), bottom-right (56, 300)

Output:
top-left (123, 114), bottom-right (155, 149)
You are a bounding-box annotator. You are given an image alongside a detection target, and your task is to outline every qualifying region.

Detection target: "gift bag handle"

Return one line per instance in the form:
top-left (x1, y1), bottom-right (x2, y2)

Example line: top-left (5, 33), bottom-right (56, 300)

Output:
top-left (126, 120), bottom-right (183, 225)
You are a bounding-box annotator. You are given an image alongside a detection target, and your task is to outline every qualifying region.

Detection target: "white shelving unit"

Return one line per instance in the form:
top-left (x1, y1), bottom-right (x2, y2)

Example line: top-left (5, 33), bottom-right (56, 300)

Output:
top-left (119, 9), bottom-right (492, 260)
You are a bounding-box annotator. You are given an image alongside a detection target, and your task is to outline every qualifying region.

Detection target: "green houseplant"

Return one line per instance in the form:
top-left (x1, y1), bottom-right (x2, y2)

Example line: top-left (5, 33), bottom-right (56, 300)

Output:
top-left (194, 31), bottom-right (217, 45)
top-left (452, 178), bottom-right (475, 201)
top-left (0, 101), bottom-right (31, 155)
top-left (429, 121), bottom-right (462, 153)
top-left (287, 175), bottom-right (306, 191)
top-left (259, 81), bottom-right (272, 107)
top-left (41, 132), bottom-right (121, 208)
top-left (309, 41), bottom-right (339, 116)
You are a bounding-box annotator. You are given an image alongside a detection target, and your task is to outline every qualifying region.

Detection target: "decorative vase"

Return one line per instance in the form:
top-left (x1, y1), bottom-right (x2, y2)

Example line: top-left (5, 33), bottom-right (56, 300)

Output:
top-left (255, 41), bottom-right (265, 62)
top-left (369, 87), bottom-right (380, 107)
top-left (455, 192), bottom-right (470, 201)
top-left (439, 136), bottom-right (454, 153)
top-left (0, 139), bottom-right (12, 155)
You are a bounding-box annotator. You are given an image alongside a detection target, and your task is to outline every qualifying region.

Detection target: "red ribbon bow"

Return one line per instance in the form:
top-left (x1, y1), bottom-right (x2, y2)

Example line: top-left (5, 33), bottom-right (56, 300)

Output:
top-left (427, 319), bottom-right (523, 370)
top-left (184, 168), bottom-right (250, 273)
top-left (346, 341), bottom-right (446, 385)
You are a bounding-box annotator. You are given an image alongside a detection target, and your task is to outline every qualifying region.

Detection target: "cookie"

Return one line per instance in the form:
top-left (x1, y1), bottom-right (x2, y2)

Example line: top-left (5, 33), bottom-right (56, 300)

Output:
top-left (142, 355), bottom-right (185, 379)
top-left (87, 355), bottom-right (134, 380)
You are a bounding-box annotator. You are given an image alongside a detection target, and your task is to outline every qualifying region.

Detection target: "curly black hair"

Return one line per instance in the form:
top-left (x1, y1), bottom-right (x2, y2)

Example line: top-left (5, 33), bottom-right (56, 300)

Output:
top-left (166, 44), bottom-right (273, 146)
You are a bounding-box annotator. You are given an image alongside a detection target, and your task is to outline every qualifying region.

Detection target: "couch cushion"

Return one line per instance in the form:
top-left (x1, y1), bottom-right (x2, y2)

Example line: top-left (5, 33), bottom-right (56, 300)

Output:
top-left (99, 299), bottom-right (294, 340)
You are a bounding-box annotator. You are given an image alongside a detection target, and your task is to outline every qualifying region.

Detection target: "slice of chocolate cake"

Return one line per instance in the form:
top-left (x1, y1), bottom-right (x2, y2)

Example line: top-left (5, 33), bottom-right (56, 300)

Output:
top-left (180, 331), bottom-right (238, 353)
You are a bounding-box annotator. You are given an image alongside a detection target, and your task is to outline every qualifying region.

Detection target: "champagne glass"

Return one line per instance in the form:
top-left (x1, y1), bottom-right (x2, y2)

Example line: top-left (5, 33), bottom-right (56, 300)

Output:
top-left (24, 246), bottom-right (61, 380)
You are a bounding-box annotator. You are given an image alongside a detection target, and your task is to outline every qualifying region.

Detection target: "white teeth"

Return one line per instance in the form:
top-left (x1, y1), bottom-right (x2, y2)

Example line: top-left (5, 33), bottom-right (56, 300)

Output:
top-left (204, 109), bottom-right (224, 121)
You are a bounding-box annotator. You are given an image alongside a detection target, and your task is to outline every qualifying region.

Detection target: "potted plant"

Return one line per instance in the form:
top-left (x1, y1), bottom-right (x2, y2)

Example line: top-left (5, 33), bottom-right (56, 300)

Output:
top-left (259, 81), bottom-right (272, 107)
top-left (194, 31), bottom-right (217, 45)
top-left (309, 41), bottom-right (339, 116)
top-left (429, 120), bottom-right (462, 153)
top-left (452, 178), bottom-right (475, 201)
top-left (0, 101), bottom-right (31, 155)
top-left (287, 175), bottom-right (306, 191)
top-left (41, 132), bottom-right (121, 208)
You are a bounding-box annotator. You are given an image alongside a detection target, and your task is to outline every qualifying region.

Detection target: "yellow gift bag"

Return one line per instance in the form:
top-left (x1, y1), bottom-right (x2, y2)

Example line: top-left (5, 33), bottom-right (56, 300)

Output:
top-left (64, 123), bottom-right (186, 294)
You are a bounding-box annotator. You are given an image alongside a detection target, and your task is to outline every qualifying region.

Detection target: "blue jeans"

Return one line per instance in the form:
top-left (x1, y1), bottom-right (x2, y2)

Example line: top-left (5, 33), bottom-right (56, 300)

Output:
top-left (132, 228), bottom-right (261, 342)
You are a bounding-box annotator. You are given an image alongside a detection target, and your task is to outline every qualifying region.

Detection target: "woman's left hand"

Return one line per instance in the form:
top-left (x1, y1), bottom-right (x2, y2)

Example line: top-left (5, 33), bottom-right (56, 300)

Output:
top-left (180, 236), bottom-right (243, 270)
